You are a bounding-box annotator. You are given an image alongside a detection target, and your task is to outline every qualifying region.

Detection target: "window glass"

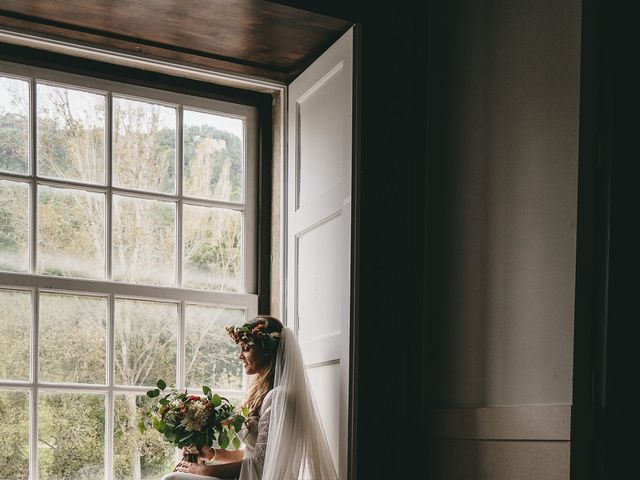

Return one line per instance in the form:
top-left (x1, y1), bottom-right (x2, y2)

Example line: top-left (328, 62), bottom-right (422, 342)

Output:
top-left (0, 75), bottom-right (29, 174)
top-left (37, 83), bottom-right (106, 184)
top-left (114, 298), bottom-right (178, 387)
top-left (113, 97), bottom-right (176, 194)
top-left (0, 390), bottom-right (29, 480)
top-left (183, 204), bottom-right (242, 292)
top-left (185, 304), bottom-right (244, 390)
top-left (112, 195), bottom-right (176, 286)
top-left (38, 185), bottom-right (106, 279)
top-left (39, 292), bottom-right (107, 384)
top-left (0, 289), bottom-right (31, 381)
top-left (0, 179), bottom-right (29, 272)
top-left (38, 392), bottom-right (105, 480)
top-left (183, 109), bottom-right (243, 202)
top-left (113, 393), bottom-right (175, 480)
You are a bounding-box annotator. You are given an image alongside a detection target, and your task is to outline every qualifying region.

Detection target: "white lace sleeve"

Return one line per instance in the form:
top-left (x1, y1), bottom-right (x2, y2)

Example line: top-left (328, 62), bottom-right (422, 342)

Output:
top-left (253, 389), bottom-right (274, 469)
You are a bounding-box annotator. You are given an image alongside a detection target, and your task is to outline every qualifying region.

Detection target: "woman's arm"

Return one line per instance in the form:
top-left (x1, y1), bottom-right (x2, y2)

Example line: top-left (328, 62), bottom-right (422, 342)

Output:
top-left (199, 446), bottom-right (244, 464)
top-left (176, 459), bottom-right (243, 478)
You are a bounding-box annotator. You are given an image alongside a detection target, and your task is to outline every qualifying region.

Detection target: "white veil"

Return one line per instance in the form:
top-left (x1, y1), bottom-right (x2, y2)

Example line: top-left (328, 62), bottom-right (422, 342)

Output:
top-left (240, 327), bottom-right (338, 480)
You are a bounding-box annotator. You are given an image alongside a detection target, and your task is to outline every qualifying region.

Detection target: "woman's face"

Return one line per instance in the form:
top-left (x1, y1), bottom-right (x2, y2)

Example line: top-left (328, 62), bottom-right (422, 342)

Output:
top-left (238, 343), bottom-right (268, 375)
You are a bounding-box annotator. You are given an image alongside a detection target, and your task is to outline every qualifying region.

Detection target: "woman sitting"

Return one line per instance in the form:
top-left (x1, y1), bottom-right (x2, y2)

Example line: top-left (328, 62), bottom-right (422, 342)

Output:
top-left (162, 315), bottom-right (337, 480)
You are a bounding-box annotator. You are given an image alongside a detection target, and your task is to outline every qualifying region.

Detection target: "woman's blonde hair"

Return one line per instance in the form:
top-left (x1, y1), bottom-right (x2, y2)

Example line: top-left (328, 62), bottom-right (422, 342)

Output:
top-left (239, 315), bottom-right (283, 414)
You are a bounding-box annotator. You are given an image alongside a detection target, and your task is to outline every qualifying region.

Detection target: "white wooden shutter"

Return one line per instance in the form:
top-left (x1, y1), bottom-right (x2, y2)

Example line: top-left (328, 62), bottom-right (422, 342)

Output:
top-left (286, 27), bottom-right (354, 479)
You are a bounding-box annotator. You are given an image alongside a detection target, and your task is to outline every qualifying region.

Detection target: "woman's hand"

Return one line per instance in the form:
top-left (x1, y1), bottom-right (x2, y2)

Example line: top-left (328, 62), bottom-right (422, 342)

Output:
top-left (174, 460), bottom-right (211, 475)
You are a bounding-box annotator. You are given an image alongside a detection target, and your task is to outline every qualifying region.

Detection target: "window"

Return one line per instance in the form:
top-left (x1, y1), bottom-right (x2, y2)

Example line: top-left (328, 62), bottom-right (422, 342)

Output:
top-left (0, 60), bottom-right (259, 480)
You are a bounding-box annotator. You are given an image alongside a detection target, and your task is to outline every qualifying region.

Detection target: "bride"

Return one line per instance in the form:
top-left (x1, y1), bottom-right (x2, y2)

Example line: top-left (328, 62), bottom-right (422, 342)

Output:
top-left (161, 316), bottom-right (337, 480)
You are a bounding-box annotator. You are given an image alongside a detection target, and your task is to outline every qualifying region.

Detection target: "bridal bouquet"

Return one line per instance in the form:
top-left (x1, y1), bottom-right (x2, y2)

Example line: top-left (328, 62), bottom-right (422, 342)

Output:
top-left (139, 379), bottom-right (247, 462)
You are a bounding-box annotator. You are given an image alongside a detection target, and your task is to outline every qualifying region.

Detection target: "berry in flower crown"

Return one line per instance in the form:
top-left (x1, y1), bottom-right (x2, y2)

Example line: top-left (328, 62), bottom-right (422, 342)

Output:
top-left (225, 320), bottom-right (281, 351)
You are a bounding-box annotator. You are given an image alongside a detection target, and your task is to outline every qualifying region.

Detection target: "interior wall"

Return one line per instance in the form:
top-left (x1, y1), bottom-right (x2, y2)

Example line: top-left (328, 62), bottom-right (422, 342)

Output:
top-left (425, 0), bottom-right (582, 478)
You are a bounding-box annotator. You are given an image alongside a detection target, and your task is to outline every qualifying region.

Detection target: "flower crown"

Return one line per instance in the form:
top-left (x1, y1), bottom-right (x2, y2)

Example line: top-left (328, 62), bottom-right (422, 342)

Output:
top-left (225, 321), bottom-right (281, 351)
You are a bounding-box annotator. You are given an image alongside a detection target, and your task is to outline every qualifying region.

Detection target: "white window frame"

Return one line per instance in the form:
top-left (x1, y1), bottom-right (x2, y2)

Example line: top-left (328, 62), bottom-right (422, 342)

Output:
top-left (0, 57), bottom-right (266, 480)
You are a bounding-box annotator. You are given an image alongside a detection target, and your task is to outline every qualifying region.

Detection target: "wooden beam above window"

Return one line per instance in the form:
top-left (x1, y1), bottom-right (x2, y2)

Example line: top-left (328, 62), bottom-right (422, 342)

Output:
top-left (0, 0), bottom-right (352, 82)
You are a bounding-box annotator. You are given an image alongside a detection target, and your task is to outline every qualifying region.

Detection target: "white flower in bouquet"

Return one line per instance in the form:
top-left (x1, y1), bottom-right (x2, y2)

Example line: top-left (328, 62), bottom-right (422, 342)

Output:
top-left (181, 398), bottom-right (213, 432)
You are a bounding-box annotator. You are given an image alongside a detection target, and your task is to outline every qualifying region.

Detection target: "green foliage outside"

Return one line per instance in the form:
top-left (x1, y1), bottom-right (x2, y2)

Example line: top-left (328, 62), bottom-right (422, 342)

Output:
top-left (0, 180), bottom-right (29, 272)
top-left (38, 393), bottom-right (105, 480)
top-left (0, 289), bottom-right (30, 381)
top-left (113, 394), bottom-right (175, 480)
top-left (0, 111), bottom-right (28, 174)
top-left (0, 391), bottom-right (29, 480)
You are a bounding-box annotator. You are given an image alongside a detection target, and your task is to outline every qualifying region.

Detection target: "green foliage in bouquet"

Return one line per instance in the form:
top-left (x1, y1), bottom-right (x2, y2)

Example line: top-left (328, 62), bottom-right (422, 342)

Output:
top-left (139, 379), bottom-right (248, 450)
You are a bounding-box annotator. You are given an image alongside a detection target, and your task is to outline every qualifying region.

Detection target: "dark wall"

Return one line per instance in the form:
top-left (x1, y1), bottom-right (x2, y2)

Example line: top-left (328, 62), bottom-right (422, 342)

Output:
top-left (594, 0), bottom-right (639, 477)
top-left (270, 1), bottom-right (429, 477)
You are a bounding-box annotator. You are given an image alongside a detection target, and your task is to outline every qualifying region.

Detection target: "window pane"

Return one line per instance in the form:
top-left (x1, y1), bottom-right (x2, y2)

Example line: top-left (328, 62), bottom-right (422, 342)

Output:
top-left (114, 298), bottom-right (177, 386)
top-left (38, 392), bottom-right (104, 480)
top-left (112, 195), bottom-right (176, 286)
top-left (0, 289), bottom-right (31, 381)
top-left (39, 292), bottom-right (107, 384)
top-left (0, 76), bottom-right (29, 174)
top-left (183, 205), bottom-right (241, 292)
top-left (183, 110), bottom-right (243, 202)
top-left (114, 394), bottom-right (175, 480)
top-left (0, 179), bottom-right (29, 272)
top-left (0, 390), bottom-right (29, 480)
top-left (224, 394), bottom-right (245, 410)
top-left (185, 305), bottom-right (244, 390)
top-left (37, 84), bottom-right (105, 184)
top-left (38, 185), bottom-right (105, 279)
top-left (113, 97), bottom-right (176, 193)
